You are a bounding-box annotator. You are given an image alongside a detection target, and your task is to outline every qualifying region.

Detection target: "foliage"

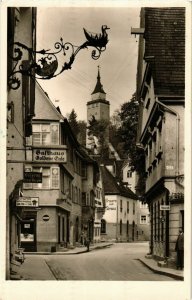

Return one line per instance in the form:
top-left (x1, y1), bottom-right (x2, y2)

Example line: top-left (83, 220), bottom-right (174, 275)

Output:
top-left (118, 93), bottom-right (146, 194)
top-left (87, 115), bottom-right (110, 161)
top-left (77, 120), bottom-right (87, 146)
top-left (68, 109), bottom-right (79, 138)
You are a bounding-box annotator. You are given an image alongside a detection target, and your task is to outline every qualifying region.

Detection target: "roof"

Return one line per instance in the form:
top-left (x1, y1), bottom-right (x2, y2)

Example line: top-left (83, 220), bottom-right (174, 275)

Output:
top-left (144, 7), bottom-right (185, 96)
top-left (91, 68), bottom-right (106, 95)
top-left (100, 165), bottom-right (138, 200)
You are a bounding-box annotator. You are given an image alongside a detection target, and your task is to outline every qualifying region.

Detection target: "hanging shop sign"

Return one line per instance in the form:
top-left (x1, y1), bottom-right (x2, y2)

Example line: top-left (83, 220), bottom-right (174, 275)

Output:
top-left (16, 197), bottom-right (39, 207)
top-left (24, 172), bottom-right (42, 183)
top-left (160, 205), bottom-right (170, 211)
top-left (33, 149), bottom-right (67, 163)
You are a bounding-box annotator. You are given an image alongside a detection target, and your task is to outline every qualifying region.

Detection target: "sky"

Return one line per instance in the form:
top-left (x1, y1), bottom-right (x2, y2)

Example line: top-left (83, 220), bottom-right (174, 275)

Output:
top-left (36, 6), bottom-right (140, 121)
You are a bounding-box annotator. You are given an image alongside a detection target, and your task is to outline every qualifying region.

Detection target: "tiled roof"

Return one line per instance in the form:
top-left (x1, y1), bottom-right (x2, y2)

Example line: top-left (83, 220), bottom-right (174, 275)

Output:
top-left (144, 8), bottom-right (185, 96)
top-left (100, 165), bottom-right (138, 200)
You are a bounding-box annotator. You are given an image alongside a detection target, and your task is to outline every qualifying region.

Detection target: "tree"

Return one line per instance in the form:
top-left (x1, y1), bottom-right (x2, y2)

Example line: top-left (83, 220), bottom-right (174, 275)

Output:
top-left (68, 109), bottom-right (79, 138)
top-left (77, 120), bottom-right (87, 146)
top-left (118, 93), bottom-right (145, 194)
top-left (87, 115), bottom-right (110, 161)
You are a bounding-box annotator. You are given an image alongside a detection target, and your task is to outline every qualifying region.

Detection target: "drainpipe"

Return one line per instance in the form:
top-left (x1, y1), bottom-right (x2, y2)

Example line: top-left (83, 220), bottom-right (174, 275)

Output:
top-left (155, 98), bottom-right (180, 176)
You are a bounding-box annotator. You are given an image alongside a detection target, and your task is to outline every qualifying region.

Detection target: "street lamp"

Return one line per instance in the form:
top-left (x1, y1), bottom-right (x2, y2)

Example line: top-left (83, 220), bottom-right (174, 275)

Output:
top-left (8, 25), bottom-right (110, 90)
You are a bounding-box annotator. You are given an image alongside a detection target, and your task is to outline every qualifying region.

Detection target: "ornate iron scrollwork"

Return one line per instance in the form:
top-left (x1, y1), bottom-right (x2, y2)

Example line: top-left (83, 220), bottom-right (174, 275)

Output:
top-left (8, 25), bottom-right (110, 90)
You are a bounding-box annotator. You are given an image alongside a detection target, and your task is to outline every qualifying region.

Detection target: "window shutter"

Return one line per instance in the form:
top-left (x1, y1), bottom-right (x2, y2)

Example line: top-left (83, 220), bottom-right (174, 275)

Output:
top-left (50, 123), bottom-right (59, 145)
top-left (51, 167), bottom-right (59, 188)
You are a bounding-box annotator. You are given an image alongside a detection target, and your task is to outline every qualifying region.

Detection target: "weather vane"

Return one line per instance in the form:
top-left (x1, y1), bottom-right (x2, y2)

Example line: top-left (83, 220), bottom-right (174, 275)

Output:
top-left (8, 25), bottom-right (110, 90)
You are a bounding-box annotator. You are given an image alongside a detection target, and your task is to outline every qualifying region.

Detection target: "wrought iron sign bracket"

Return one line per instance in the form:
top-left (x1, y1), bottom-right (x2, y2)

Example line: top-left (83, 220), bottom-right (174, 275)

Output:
top-left (8, 25), bottom-right (110, 90)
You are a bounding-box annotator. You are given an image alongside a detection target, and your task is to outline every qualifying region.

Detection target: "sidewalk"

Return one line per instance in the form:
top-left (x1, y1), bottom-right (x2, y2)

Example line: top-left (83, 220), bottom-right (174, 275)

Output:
top-left (25, 242), bottom-right (114, 255)
top-left (138, 257), bottom-right (184, 281)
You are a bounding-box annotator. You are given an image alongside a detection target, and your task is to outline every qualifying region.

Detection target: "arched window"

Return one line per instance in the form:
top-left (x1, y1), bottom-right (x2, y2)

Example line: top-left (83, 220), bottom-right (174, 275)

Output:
top-left (101, 219), bottom-right (106, 234)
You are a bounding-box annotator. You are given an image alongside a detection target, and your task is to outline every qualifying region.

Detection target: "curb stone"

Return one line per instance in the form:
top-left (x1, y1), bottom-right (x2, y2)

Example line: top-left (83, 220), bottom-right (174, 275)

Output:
top-left (138, 258), bottom-right (184, 281)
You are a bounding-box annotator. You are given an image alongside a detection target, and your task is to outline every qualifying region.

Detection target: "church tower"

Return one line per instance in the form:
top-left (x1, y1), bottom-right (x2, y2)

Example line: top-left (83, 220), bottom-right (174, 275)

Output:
top-left (86, 67), bottom-right (110, 150)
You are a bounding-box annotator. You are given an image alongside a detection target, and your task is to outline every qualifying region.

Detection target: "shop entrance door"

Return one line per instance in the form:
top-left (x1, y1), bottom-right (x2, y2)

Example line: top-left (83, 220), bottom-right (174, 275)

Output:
top-left (20, 217), bottom-right (37, 252)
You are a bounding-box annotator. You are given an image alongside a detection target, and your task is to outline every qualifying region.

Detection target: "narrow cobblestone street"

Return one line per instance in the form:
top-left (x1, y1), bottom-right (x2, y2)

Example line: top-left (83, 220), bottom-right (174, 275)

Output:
top-left (18, 243), bottom-right (177, 281)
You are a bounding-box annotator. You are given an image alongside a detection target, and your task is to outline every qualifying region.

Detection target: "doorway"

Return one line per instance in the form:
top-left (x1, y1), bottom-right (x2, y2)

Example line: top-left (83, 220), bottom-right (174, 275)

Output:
top-left (20, 217), bottom-right (36, 252)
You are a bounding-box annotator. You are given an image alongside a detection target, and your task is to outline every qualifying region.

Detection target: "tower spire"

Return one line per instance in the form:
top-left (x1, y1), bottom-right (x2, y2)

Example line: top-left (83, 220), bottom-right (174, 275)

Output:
top-left (91, 66), bottom-right (106, 95)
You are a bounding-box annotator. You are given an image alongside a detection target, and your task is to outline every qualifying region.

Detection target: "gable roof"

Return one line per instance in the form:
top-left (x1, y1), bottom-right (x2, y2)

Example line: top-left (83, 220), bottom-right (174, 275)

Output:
top-left (100, 165), bottom-right (138, 200)
top-left (144, 7), bottom-right (185, 96)
top-left (34, 81), bottom-right (64, 121)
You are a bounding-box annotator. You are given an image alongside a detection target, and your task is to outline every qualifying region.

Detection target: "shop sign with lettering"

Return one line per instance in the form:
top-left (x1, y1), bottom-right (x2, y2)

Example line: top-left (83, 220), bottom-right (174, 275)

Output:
top-left (16, 197), bottom-right (39, 207)
top-left (160, 205), bottom-right (170, 211)
top-left (33, 149), bottom-right (67, 163)
top-left (24, 172), bottom-right (42, 183)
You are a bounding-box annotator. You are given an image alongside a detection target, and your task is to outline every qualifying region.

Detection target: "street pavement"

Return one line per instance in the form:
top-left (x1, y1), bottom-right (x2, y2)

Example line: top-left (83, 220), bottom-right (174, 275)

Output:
top-left (15, 242), bottom-right (184, 281)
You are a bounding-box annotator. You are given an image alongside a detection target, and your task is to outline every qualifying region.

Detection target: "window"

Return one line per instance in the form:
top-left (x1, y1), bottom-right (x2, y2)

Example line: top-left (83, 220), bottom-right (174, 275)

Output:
top-left (145, 98), bottom-right (150, 109)
top-left (101, 219), bottom-right (106, 234)
top-left (140, 201), bottom-right (148, 209)
top-left (82, 192), bottom-right (86, 206)
top-left (7, 102), bottom-right (14, 122)
top-left (127, 170), bottom-right (132, 178)
top-left (60, 167), bottom-right (64, 194)
top-left (133, 202), bottom-right (135, 215)
top-left (140, 215), bottom-right (147, 224)
top-left (120, 200), bottom-right (123, 212)
top-left (81, 162), bottom-right (87, 179)
top-left (32, 123), bottom-right (59, 145)
top-left (23, 166), bottom-right (59, 189)
top-left (127, 220), bottom-right (129, 236)
top-left (127, 201), bottom-right (129, 213)
top-left (120, 220), bottom-right (122, 235)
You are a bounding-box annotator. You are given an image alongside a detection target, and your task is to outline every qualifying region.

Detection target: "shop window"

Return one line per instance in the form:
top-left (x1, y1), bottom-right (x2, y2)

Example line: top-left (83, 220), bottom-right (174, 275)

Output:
top-left (101, 219), bottom-right (106, 234)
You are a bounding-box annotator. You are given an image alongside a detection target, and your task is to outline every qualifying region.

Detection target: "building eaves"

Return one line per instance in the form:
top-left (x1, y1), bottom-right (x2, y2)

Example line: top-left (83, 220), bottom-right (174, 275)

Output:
top-left (100, 165), bottom-right (138, 200)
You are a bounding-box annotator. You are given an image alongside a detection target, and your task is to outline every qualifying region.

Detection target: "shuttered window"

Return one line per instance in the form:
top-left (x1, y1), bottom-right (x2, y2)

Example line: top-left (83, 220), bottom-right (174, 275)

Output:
top-left (50, 124), bottom-right (59, 145)
top-left (51, 167), bottom-right (59, 188)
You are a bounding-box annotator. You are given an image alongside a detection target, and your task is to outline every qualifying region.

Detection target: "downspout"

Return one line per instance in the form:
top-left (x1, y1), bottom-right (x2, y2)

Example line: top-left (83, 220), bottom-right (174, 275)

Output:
top-left (155, 97), bottom-right (180, 176)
